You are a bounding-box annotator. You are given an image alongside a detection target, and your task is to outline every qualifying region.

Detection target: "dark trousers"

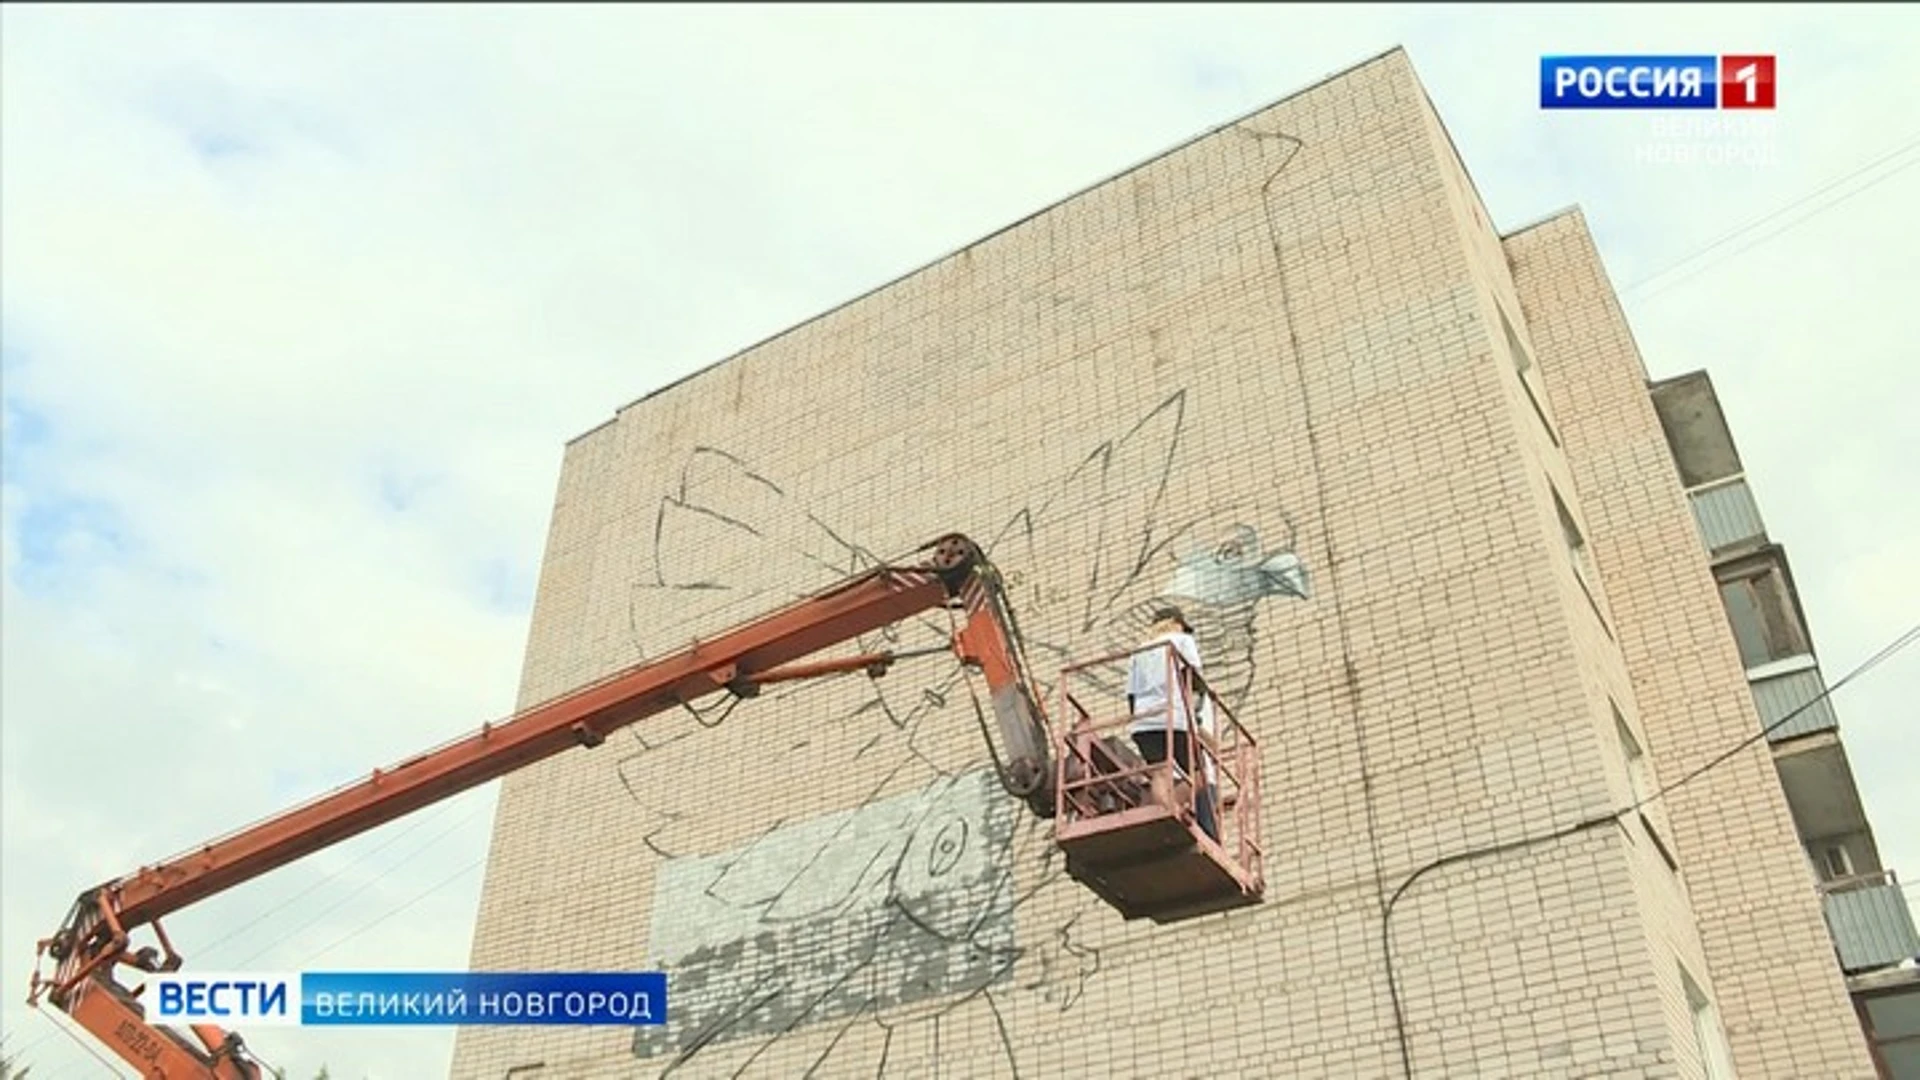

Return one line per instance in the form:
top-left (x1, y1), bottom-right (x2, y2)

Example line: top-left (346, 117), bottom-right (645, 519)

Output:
top-left (1131, 730), bottom-right (1220, 842)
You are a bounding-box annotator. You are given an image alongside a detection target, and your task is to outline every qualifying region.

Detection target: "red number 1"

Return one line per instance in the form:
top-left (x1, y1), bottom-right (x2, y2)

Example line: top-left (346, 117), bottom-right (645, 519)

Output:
top-left (1721, 55), bottom-right (1777, 110)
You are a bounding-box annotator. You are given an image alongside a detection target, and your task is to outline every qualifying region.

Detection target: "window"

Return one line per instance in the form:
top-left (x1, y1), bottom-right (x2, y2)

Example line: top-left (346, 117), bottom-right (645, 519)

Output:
top-left (1862, 992), bottom-right (1920, 1077)
top-left (1552, 486), bottom-right (1610, 633)
top-left (1717, 566), bottom-right (1808, 669)
top-left (1614, 706), bottom-right (1648, 804)
top-left (1501, 306), bottom-right (1560, 447)
top-left (1617, 705), bottom-right (1679, 873)
top-left (1553, 488), bottom-right (1596, 589)
top-left (1682, 966), bottom-right (1737, 1080)
top-left (1816, 843), bottom-right (1855, 882)
top-left (1503, 307), bottom-right (1533, 376)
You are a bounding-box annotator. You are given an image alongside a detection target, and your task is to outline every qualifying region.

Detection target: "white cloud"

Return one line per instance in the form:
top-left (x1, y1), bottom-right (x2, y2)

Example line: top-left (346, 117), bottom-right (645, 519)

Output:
top-left (3, 5), bottom-right (1916, 1077)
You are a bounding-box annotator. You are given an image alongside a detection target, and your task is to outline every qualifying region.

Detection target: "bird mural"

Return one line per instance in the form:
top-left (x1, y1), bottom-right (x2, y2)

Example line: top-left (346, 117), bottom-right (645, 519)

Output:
top-left (614, 388), bottom-right (1313, 1076)
top-left (1013, 517), bottom-right (1311, 715)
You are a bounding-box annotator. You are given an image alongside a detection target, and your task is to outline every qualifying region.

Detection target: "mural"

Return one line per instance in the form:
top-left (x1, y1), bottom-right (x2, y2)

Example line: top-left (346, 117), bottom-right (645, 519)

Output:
top-left (617, 389), bottom-right (1312, 1075)
top-left (633, 769), bottom-right (1026, 1073)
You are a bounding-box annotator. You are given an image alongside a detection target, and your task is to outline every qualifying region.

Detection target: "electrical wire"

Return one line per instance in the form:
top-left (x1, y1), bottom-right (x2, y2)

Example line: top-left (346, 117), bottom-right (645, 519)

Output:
top-left (297, 857), bottom-right (486, 968)
top-left (226, 801), bottom-right (493, 969)
top-left (213, 550), bottom-right (972, 974)
top-left (1382, 622), bottom-right (1920, 1079)
top-left (1625, 624), bottom-right (1918, 818)
top-left (1632, 158), bottom-right (1917, 304)
top-left (33, 1006), bottom-right (131, 1079)
top-left (1624, 135), bottom-right (1920, 304)
top-left (2, 1027), bottom-right (62, 1071)
top-left (1622, 133), bottom-right (1919, 292)
top-left (192, 798), bottom-right (475, 960)
top-left (68, 539), bottom-right (967, 1023)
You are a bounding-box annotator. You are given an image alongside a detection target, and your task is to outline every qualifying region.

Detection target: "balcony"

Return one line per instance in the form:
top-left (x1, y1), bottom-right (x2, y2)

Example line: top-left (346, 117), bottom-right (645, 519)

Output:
top-left (1751, 657), bottom-right (1840, 742)
top-left (1775, 734), bottom-right (1873, 863)
top-left (1822, 872), bottom-right (1920, 973)
top-left (1690, 476), bottom-right (1766, 554)
top-left (1853, 969), bottom-right (1920, 1079)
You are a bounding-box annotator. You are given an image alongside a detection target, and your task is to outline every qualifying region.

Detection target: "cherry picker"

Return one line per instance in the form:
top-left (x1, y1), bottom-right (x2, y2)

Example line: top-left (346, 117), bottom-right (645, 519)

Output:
top-left (28, 534), bottom-right (1264, 1078)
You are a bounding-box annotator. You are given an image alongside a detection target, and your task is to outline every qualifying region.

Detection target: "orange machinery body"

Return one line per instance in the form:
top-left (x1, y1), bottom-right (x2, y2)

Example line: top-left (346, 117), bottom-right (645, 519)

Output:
top-left (27, 533), bottom-right (1261, 1079)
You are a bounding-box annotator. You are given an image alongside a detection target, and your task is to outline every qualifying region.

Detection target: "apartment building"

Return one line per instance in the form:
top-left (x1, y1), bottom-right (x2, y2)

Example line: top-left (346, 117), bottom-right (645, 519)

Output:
top-left (452, 47), bottom-right (1899, 1078)
top-left (1648, 371), bottom-right (1920, 1077)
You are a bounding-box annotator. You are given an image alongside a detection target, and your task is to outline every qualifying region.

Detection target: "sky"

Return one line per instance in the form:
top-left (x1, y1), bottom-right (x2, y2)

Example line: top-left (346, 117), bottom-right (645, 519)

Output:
top-left (2, 4), bottom-right (1917, 1077)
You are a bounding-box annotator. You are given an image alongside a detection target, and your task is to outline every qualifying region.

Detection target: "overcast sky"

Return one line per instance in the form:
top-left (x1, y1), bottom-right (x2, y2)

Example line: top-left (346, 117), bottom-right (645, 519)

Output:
top-left (3, 5), bottom-right (1916, 1078)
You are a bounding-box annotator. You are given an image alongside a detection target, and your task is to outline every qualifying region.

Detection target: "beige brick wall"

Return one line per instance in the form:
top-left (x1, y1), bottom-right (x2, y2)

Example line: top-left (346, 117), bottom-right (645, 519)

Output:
top-left (450, 49), bottom-right (1785, 1079)
top-left (1405, 84), bottom-right (1745, 1080)
top-left (1504, 209), bottom-right (1875, 1078)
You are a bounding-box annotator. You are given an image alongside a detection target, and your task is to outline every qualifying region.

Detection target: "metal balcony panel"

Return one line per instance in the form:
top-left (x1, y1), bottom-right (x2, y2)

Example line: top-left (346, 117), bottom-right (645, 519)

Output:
top-left (1691, 479), bottom-right (1765, 553)
top-left (1753, 663), bottom-right (1840, 741)
top-left (1824, 877), bottom-right (1920, 973)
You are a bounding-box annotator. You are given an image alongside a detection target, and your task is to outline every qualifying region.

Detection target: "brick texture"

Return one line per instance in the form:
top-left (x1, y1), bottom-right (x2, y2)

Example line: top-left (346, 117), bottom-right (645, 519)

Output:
top-left (1504, 210), bottom-right (1875, 1079)
top-left (448, 49), bottom-right (1860, 1079)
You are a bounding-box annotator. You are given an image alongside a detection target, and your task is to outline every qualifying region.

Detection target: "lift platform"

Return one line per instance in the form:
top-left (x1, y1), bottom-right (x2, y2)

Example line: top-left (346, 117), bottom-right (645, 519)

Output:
top-left (1051, 643), bottom-right (1265, 923)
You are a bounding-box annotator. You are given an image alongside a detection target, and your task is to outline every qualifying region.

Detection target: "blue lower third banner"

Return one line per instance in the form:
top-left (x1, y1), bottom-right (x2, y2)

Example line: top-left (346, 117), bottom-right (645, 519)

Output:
top-left (148, 972), bottom-right (666, 1026)
top-left (304, 972), bottom-right (666, 1026)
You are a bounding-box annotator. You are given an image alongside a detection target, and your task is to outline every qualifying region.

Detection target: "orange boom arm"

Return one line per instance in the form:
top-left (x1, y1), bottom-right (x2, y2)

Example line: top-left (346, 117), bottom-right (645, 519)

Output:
top-left (28, 534), bottom-right (1053, 1079)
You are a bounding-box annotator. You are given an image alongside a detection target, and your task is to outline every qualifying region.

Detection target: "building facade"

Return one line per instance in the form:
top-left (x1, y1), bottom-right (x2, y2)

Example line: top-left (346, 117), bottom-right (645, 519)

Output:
top-left (452, 48), bottom-right (1887, 1078)
top-left (1645, 371), bottom-right (1920, 1077)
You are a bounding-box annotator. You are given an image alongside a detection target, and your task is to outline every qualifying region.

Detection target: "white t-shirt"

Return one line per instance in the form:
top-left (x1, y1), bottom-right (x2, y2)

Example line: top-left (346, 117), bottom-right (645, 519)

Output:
top-left (1127, 630), bottom-right (1207, 736)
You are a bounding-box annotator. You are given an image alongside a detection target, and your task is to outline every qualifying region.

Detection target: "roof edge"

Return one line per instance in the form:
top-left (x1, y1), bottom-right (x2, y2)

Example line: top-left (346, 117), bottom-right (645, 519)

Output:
top-left (1501, 204), bottom-right (1584, 240)
top-left (574, 44), bottom-right (1415, 442)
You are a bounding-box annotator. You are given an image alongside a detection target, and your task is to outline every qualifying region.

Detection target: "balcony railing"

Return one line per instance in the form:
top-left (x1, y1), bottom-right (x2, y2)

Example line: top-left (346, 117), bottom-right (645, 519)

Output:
top-left (1821, 871), bottom-right (1920, 973)
top-left (1689, 477), bottom-right (1765, 553)
top-left (1752, 661), bottom-right (1840, 742)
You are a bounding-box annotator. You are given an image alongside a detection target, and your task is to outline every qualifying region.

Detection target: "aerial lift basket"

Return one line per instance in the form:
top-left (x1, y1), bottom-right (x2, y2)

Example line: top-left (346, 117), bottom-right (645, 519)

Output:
top-left (1051, 642), bottom-right (1265, 923)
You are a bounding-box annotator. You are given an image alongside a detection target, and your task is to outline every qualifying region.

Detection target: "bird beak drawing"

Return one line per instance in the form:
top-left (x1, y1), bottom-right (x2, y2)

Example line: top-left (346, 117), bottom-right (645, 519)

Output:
top-left (1260, 551), bottom-right (1311, 601)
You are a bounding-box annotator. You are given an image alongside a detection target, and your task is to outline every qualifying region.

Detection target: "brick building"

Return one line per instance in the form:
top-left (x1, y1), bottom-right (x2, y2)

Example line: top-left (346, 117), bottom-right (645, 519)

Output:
top-left (451, 47), bottom-right (1902, 1078)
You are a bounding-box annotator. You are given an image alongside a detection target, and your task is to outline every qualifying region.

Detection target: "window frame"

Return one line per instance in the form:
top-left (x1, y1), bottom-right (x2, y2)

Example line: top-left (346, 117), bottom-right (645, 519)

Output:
top-left (1500, 305), bottom-right (1561, 447)
top-left (1716, 564), bottom-right (1809, 669)
top-left (1682, 965), bottom-right (1738, 1080)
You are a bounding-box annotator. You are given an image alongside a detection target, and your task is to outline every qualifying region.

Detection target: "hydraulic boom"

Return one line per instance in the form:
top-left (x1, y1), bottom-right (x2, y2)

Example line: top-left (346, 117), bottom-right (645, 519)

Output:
top-left (27, 533), bottom-right (1053, 1079)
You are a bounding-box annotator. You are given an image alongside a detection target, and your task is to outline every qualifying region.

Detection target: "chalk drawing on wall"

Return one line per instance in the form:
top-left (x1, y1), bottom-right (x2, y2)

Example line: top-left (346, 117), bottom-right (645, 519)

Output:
top-left (634, 769), bottom-right (1037, 1074)
top-left (1020, 516), bottom-right (1313, 713)
top-left (616, 388), bottom-right (1311, 1075)
top-left (981, 389), bottom-right (1313, 715)
top-left (622, 443), bottom-right (949, 745)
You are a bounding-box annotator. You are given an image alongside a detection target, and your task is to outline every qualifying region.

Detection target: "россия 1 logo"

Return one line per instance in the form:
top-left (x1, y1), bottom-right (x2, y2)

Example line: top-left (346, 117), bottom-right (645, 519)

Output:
top-left (1540, 55), bottom-right (1776, 110)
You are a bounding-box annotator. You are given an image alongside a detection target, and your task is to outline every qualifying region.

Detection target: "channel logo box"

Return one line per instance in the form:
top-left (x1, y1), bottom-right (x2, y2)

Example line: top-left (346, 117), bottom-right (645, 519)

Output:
top-left (1540, 55), bottom-right (1776, 110)
top-left (149, 973), bottom-right (301, 1027)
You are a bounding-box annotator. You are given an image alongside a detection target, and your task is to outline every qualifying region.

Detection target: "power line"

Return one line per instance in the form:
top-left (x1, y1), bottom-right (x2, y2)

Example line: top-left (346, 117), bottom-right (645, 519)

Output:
top-left (1627, 623), bottom-right (1918, 817)
top-left (1623, 133), bottom-right (1920, 292)
top-left (1622, 134), bottom-right (1920, 304)
top-left (8, 795), bottom-right (492, 1077)
top-left (1634, 157), bottom-right (1919, 304)
top-left (2, 1027), bottom-right (61, 1071)
top-left (298, 857), bottom-right (485, 968)
top-left (1383, 620), bottom-right (1920, 1079)
top-left (194, 797), bottom-right (474, 961)
top-left (226, 801), bottom-right (492, 970)
top-left (32, 1008), bottom-right (130, 1080)
top-left (12, 831), bottom-right (488, 1079)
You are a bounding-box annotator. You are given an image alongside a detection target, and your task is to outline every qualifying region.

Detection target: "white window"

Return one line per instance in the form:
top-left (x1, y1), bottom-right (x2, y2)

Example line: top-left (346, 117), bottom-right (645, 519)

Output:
top-left (1501, 306), bottom-right (1560, 446)
top-left (1614, 706), bottom-right (1647, 805)
top-left (1554, 488), bottom-right (1593, 587)
top-left (1682, 966), bottom-right (1737, 1080)
top-left (1817, 843), bottom-right (1854, 882)
top-left (1617, 705), bottom-right (1679, 872)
